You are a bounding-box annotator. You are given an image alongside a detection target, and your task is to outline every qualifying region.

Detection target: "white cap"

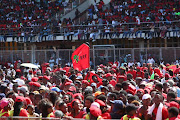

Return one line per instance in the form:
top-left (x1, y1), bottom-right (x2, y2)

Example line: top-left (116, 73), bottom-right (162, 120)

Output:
top-left (142, 94), bottom-right (151, 100)
top-left (90, 102), bottom-right (100, 108)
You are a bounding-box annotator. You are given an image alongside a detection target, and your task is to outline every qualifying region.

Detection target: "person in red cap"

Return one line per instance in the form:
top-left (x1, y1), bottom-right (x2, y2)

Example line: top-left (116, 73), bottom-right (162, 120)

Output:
top-left (9, 96), bottom-right (28, 117)
top-left (84, 106), bottom-right (103, 120)
top-left (68, 99), bottom-right (86, 118)
top-left (127, 66), bottom-right (137, 79)
top-left (42, 75), bottom-right (52, 87)
top-left (0, 98), bottom-right (11, 117)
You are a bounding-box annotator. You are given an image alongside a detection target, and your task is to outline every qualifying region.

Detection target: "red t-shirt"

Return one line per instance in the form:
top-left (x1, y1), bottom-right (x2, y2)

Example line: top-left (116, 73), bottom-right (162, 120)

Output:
top-left (152, 106), bottom-right (168, 120)
top-left (101, 112), bottom-right (111, 119)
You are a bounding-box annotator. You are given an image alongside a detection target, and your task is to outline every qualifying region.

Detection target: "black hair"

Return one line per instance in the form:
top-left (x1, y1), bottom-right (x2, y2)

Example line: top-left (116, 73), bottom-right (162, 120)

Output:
top-left (85, 96), bottom-right (94, 103)
top-left (167, 92), bottom-right (176, 99)
top-left (128, 96), bottom-right (136, 101)
top-left (168, 107), bottom-right (179, 117)
top-left (115, 83), bottom-right (122, 88)
top-left (6, 91), bottom-right (14, 98)
top-left (122, 81), bottom-right (128, 86)
top-left (49, 91), bottom-right (58, 106)
top-left (155, 83), bottom-right (163, 89)
top-left (97, 95), bottom-right (106, 102)
top-left (38, 99), bottom-right (53, 117)
top-left (120, 90), bottom-right (127, 96)
top-left (13, 102), bottom-right (23, 116)
top-left (108, 93), bottom-right (117, 100)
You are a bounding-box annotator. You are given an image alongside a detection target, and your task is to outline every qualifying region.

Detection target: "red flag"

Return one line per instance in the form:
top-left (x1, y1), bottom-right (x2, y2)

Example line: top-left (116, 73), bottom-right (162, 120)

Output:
top-left (71, 43), bottom-right (90, 71)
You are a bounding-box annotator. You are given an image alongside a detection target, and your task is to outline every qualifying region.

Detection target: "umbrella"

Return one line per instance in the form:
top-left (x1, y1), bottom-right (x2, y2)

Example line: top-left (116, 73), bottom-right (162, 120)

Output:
top-left (21, 63), bottom-right (39, 69)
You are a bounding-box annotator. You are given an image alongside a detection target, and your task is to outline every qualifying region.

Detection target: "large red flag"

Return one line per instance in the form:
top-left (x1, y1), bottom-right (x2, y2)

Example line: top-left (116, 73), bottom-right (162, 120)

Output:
top-left (71, 43), bottom-right (90, 71)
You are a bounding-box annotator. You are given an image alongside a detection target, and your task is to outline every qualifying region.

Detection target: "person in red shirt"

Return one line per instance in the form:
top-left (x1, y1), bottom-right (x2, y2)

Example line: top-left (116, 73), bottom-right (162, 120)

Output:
top-left (136, 67), bottom-right (144, 78)
top-left (127, 66), bottom-right (136, 79)
top-left (68, 99), bottom-right (86, 118)
top-left (147, 92), bottom-right (168, 120)
top-left (168, 107), bottom-right (179, 120)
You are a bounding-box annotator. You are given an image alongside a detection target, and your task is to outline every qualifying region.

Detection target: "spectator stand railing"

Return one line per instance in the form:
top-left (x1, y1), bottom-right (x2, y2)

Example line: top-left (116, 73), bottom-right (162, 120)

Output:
top-left (0, 20), bottom-right (179, 42)
top-left (0, 47), bottom-right (180, 68)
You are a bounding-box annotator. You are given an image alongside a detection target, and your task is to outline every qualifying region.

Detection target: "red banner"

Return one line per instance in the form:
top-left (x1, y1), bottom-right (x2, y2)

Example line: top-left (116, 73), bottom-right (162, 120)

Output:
top-left (71, 43), bottom-right (90, 71)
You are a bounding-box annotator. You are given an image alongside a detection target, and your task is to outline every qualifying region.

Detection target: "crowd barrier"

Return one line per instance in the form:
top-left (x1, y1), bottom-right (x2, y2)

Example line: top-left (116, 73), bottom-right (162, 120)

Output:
top-left (0, 47), bottom-right (179, 68)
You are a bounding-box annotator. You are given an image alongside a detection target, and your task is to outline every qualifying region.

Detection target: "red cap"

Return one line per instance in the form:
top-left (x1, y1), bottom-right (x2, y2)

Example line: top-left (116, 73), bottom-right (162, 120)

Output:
top-left (28, 82), bottom-right (34, 86)
top-left (165, 101), bottom-right (179, 109)
top-left (29, 70), bottom-right (33, 73)
top-left (38, 76), bottom-right (43, 79)
top-left (95, 99), bottom-right (106, 107)
top-left (71, 99), bottom-right (81, 108)
top-left (165, 73), bottom-right (170, 78)
top-left (31, 77), bottom-right (38, 82)
top-left (69, 86), bottom-right (76, 92)
top-left (33, 82), bottom-right (41, 87)
top-left (66, 92), bottom-right (73, 97)
top-left (106, 73), bottom-right (113, 78)
top-left (16, 69), bottom-right (21, 72)
top-left (15, 96), bottom-right (25, 102)
top-left (24, 97), bottom-right (32, 105)
top-left (166, 64), bottom-right (170, 67)
top-left (65, 82), bottom-right (71, 86)
top-left (90, 106), bottom-right (102, 117)
top-left (21, 76), bottom-right (27, 81)
top-left (137, 89), bottom-right (145, 94)
top-left (82, 80), bottom-right (89, 85)
top-left (73, 93), bottom-right (84, 100)
top-left (43, 76), bottom-right (50, 80)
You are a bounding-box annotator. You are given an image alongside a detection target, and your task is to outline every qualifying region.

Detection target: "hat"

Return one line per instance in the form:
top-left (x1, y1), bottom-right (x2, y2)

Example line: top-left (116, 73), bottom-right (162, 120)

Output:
top-left (165, 73), bottom-right (170, 78)
top-left (10, 64), bottom-right (14, 67)
top-left (94, 91), bottom-right (104, 97)
top-left (142, 94), bottom-right (151, 100)
top-left (0, 98), bottom-right (9, 108)
top-left (82, 80), bottom-right (89, 85)
top-left (97, 68), bottom-right (104, 73)
top-left (126, 104), bottom-right (138, 113)
top-left (106, 73), bottom-right (113, 78)
top-left (29, 70), bottom-right (33, 73)
top-left (137, 89), bottom-right (145, 94)
top-left (19, 86), bottom-right (29, 94)
top-left (16, 69), bottom-right (21, 72)
top-left (84, 86), bottom-right (93, 92)
top-left (15, 96), bottom-right (25, 102)
top-left (110, 100), bottom-right (124, 112)
top-left (95, 99), bottom-right (106, 107)
top-left (165, 101), bottom-right (180, 109)
top-left (90, 106), bottom-right (102, 117)
top-left (65, 82), bottom-right (71, 86)
top-left (76, 76), bottom-right (83, 80)
top-left (0, 93), bottom-right (5, 100)
top-left (33, 82), bottom-right (41, 87)
top-left (90, 102), bottom-right (100, 108)
top-left (51, 87), bottom-right (62, 92)
top-left (20, 76), bottom-right (27, 81)
top-left (38, 76), bottom-right (43, 79)
top-left (24, 97), bottom-right (32, 105)
top-left (43, 76), bottom-right (50, 80)
top-left (31, 77), bottom-right (38, 82)
top-left (69, 86), bottom-right (76, 92)
top-left (91, 83), bottom-right (97, 87)
top-left (73, 93), bottom-right (84, 100)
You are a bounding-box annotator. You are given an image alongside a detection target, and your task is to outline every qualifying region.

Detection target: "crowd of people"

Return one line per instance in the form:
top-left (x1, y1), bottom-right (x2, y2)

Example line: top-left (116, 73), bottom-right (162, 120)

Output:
top-left (0, 0), bottom-right (179, 42)
top-left (1, 60), bottom-right (180, 120)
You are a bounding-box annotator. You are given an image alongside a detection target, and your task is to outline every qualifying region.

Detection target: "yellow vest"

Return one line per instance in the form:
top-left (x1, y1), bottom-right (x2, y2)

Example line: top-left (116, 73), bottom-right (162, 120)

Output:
top-left (85, 114), bottom-right (102, 120)
top-left (0, 109), bottom-right (9, 117)
top-left (122, 115), bottom-right (141, 120)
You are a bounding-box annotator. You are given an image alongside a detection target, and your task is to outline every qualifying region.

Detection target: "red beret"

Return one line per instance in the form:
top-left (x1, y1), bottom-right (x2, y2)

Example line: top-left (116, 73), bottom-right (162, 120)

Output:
top-left (24, 97), bottom-right (32, 105)
top-left (29, 70), bottom-right (33, 73)
top-left (137, 89), bottom-right (145, 94)
top-left (43, 76), bottom-right (50, 80)
top-left (117, 75), bottom-right (125, 79)
top-left (38, 76), bottom-right (43, 79)
top-left (106, 73), bottom-right (113, 77)
top-left (165, 73), bottom-right (170, 78)
top-left (16, 69), bottom-right (21, 72)
top-left (73, 93), bottom-right (84, 100)
top-left (95, 99), bottom-right (106, 107)
top-left (15, 96), bottom-right (25, 102)
top-left (33, 82), bottom-right (41, 87)
top-left (65, 82), bottom-right (71, 86)
top-left (90, 106), bottom-right (102, 117)
top-left (31, 77), bottom-right (38, 82)
top-left (21, 76), bottom-right (27, 81)
top-left (29, 82), bottom-right (34, 86)
top-left (82, 80), bottom-right (89, 85)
